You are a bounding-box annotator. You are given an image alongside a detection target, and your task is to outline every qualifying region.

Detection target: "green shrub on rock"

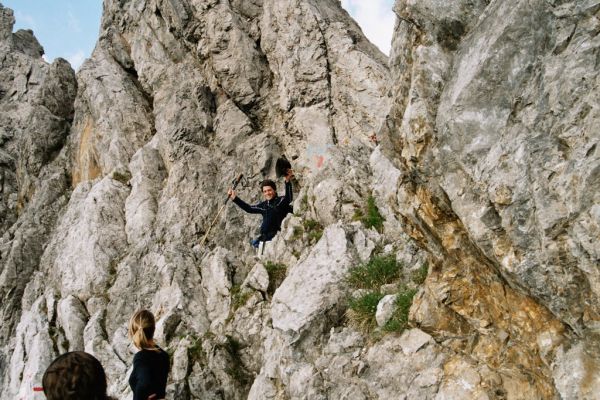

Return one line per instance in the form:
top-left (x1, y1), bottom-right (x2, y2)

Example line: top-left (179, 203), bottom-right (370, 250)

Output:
top-left (347, 291), bottom-right (385, 333)
top-left (347, 254), bottom-right (402, 289)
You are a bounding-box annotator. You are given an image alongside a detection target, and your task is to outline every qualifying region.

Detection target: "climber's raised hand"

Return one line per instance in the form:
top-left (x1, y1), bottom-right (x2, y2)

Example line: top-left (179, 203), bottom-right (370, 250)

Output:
top-left (285, 169), bottom-right (294, 182)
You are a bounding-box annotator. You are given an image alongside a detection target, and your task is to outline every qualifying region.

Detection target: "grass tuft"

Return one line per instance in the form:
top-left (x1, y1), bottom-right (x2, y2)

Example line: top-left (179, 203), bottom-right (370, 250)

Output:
top-left (293, 219), bottom-right (324, 244)
top-left (363, 196), bottom-right (384, 231)
top-left (347, 291), bottom-right (384, 334)
top-left (345, 253), bottom-right (416, 336)
top-left (264, 261), bottom-right (287, 295)
top-left (221, 336), bottom-right (252, 386)
top-left (347, 254), bottom-right (402, 290)
top-left (231, 284), bottom-right (252, 310)
top-left (300, 194), bottom-right (309, 211)
top-left (188, 336), bottom-right (204, 363)
top-left (291, 225), bottom-right (304, 240)
top-left (307, 229), bottom-right (323, 243)
top-left (382, 287), bottom-right (417, 333)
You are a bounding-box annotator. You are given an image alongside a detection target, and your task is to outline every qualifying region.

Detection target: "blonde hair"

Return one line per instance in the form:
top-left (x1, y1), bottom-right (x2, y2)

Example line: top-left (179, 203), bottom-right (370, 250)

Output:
top-left (128, 309), bottom-right (158, 351)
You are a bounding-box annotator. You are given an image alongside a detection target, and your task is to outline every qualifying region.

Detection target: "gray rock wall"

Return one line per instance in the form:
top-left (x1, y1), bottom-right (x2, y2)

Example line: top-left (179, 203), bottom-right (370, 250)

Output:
top-left (374, 0), bottom-right (600, 398)
top-left (0, 0), bottom-right (598, 399)
top-left (0, 5), bottom-right (77, 398)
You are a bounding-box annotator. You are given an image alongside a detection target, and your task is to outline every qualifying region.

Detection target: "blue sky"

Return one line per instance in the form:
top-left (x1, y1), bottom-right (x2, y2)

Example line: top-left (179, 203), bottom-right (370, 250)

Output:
top-left (2, 0), bottom-right (102, 70)
top-left (341, 0), bottom-right (395, 54)
top-left (2, 0), bottom-right (394, 71)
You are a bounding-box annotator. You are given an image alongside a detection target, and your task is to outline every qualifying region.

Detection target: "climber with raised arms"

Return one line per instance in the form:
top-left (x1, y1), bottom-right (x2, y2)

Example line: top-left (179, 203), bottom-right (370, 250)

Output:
top-left (228, 164), bottom-right (294, 249)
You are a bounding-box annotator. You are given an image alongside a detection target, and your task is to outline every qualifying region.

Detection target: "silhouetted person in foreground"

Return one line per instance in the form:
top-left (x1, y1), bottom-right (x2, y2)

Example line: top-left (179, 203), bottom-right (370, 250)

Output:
top-left (42, 351), bottom-right (115, 400)
top-left (128, 309), bottom-right (170, 400)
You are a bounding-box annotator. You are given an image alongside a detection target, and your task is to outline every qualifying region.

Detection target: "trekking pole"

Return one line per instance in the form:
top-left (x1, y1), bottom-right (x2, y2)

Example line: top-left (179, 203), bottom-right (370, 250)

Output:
top-left (199, 173), bottom-right (244, 247)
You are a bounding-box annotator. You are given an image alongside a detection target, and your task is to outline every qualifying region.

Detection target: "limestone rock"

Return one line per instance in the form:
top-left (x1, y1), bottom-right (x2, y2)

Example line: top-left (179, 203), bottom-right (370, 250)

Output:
top-left (200, 248), bottom-right (233, 333)
top-left (375, 0), bottom-right (600, 397)
top-left (352, 224), bottom-right (379, 262)
top-left (57, 295), bottom-right (89, 351)
top-left (125, 136), bottom-right (166, 247)
top-left (0, 5), bottom-right (14, 42)
top-left (432, 0), bottom-right (600, 331)
top-left (375, 294), bottom-right (396, 327)
top-left (0, 6), bottom-right (76, 393)
top-left (270, 223), bottom-right (352, 334)
top-left (13, 29), bottom-right (44, 58)
top-left (242, 263), bottom-right (269, 293)
top-left (4, 295), bottom-right (56, 400)
top-left (399, 328), bottom-right (433, 355)
top-left (364, 334), bottom-right (445, 399)
top-left (1, 0), bottom-right (598, 398)
top-left (552, 338), bottom-right (600, 400)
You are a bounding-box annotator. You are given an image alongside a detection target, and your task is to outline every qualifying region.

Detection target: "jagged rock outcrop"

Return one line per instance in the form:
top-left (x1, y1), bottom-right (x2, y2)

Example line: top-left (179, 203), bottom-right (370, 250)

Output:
top-left (0, 5), bottom-right (77, 398)
top-left (0, 0), bottom-right (598, 399)
top-left (372, 0), bottom-right (600, 398)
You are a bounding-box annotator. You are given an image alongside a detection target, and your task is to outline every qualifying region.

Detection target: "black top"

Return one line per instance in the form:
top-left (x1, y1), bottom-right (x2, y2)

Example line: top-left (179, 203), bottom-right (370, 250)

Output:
top-left (129, 347), bottom-right (169, 400)
top-left (232, 181), bottom-right (293, 237)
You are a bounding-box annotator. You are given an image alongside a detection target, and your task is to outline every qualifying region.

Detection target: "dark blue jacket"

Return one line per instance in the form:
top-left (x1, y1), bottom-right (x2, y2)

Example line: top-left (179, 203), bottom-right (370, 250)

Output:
top-left (129, 347), bottom-right (169, 400)
top-left (233, 181), bottom-right (293, 239)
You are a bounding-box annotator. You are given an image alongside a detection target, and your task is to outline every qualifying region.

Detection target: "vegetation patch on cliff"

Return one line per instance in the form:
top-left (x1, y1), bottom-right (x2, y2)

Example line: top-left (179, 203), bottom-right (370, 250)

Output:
top-left (345, 253), bottom-right (421, 336)
top-left (382, 286), bottom-right (417, 333)
top-left (265, 261), bottom-right (287, 296)
top-left (347, 254), bottom-right (401, 288)
top-left (353, 195), bottom-right (385, 232)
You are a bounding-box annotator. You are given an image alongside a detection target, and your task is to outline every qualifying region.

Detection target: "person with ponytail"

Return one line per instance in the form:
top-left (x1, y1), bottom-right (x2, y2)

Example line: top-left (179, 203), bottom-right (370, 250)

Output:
top-left (128, 310), bottom-right (170, 400)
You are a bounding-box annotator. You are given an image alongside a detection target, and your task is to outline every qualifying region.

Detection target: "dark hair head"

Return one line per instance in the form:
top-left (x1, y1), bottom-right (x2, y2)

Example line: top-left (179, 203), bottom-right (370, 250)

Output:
top-left (261, 179), bottom-right (277, 192)
top-left (42, 351), bottom-right (108, 400)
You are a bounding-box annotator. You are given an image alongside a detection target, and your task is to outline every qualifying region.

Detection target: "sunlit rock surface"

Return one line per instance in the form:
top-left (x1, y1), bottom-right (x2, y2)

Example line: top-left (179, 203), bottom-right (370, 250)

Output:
top-left (0, 0), bottom-right (598, 399)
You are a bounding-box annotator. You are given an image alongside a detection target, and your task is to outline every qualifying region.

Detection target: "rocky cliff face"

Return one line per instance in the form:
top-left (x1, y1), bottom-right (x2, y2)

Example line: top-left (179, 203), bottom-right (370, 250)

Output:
top-left (0, 4), bottom-right (77, 398)
top-left (0, 0), bottom-right (598, 399)
top-left (373, 0), bottom-right (600, 398)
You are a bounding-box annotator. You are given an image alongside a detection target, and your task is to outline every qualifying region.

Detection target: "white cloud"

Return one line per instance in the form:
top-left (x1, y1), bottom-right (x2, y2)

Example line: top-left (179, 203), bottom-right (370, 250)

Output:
top-left (66, 50), bottom-right (86, 71)
top-left (67, 10), bottom-right (81, 33)
top-left (341, 0), bottom-right (395, 55)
